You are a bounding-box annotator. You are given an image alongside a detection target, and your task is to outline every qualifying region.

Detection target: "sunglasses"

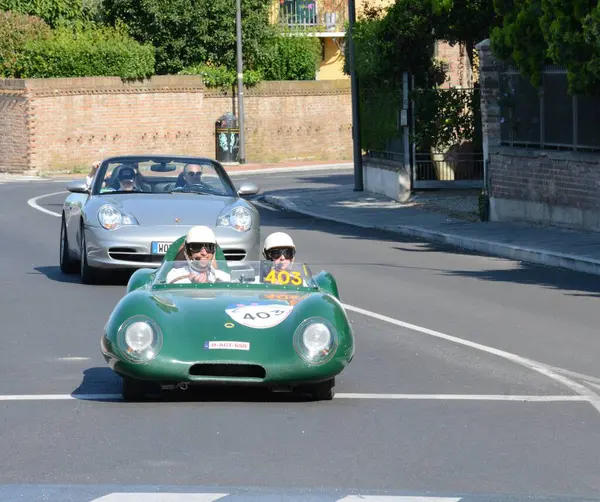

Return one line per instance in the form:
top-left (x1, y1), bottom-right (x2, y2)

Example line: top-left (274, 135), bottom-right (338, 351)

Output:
top-left (267, 248), bottom-right (295, 260)
top-left (186, 243), bottom-right (216, 254)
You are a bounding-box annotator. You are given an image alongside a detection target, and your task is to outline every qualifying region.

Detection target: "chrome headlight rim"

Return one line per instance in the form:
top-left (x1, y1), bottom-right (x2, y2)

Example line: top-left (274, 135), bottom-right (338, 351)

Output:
top-left (97, 204), bottom-right (139, 231)
top-left (217, 205), bottom-right (253, 232)
top-left (117, 315), bottom-right (163, 364)
top-left (293, 317), bottom-right (338, 365)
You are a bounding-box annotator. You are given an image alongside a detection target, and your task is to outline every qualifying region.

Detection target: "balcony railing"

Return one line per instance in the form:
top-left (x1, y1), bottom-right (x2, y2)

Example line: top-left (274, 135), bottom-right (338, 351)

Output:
top-left (273, 0), bottom-right (348, 32)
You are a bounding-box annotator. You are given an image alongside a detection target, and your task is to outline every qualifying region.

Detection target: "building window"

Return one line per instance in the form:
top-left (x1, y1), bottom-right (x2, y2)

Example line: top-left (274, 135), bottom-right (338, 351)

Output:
top-left (280, 0), bottom-right (317, 26)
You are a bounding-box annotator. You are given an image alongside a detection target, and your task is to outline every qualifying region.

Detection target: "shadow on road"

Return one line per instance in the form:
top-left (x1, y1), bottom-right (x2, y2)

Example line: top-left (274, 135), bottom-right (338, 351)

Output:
top-left (72, 367), bottom-right (330, 404)
top-left (33, 265), bottom-right (132, 286)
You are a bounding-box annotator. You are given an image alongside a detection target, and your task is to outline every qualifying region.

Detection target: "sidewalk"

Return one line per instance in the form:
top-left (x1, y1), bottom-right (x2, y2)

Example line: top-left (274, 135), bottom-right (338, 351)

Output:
top-left (261, 184), bottom-right (600, 277)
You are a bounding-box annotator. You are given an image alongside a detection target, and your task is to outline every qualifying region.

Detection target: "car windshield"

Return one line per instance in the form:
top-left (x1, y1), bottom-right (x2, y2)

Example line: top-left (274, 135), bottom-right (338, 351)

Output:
top-left (151, 260), bottom-right (318, 290)
top-left (91, 156), bottom-right (237, 196)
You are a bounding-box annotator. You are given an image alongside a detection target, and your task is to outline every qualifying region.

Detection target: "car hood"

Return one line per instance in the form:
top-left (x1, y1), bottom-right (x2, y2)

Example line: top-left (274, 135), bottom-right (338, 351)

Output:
top-left (94, 194), bottom-right (240, 226)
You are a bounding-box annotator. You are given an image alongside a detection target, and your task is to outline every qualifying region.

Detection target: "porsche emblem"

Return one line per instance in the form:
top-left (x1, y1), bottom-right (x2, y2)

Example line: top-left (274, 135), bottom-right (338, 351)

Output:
top-left (174, 218), bottom-right (181, 223)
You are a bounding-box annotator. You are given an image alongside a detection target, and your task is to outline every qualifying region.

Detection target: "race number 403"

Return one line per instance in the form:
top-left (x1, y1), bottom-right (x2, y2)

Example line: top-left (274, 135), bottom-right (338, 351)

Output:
top-left (225, 304), bottom-right (294, 329)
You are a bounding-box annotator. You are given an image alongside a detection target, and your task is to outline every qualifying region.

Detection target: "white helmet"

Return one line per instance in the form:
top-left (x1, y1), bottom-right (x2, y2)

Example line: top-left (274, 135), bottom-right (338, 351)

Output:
top-left (184, 226), bottom-right (217, 270)
top-left (263, 232), bottom-right (295, 258)
top-left (186, 225), bottom-right (217, 245)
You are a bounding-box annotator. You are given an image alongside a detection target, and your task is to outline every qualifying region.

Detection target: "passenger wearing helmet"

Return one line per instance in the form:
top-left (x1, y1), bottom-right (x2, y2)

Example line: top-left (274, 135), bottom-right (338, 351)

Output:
top-left (166, 226), bottom-right (230, 284)
top-left (260, 232), bottom-right (305, 285)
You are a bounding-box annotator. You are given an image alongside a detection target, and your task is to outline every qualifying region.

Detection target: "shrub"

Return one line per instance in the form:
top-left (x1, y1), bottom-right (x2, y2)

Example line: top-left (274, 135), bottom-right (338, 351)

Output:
top-left (6, 23), bottom-right (155, 79)
top-left (262, 33), bottom-right (321, 81)
top-left (0, 11), bottom-right (51, 77)
top-left (180, 63), bottom-right (262, 88)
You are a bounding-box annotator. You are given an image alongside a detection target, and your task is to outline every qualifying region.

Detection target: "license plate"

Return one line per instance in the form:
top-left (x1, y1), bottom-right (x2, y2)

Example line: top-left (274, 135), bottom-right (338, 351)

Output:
top-left (151, 241), bottom-right (172, 255)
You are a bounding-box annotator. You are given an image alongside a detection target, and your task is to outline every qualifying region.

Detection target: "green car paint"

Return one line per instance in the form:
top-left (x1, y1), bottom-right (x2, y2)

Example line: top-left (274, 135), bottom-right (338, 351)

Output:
top-left (102, 236), bottom-right (355, 401)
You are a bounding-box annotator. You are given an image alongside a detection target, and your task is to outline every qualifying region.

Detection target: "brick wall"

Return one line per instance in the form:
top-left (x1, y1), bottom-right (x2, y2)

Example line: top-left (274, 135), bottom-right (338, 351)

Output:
top-left (0, 76), bottom-right (352, 174)
top-left (0, 80), bottom-right (29, 174)
top-left (477, 39), bottom-right (600, 232)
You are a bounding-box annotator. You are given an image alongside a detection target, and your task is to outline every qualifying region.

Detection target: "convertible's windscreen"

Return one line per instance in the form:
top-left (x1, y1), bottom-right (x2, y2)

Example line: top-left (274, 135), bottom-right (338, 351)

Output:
top-left (152, 260), bottom-right (317, 289)
top-left (92, 157), bottom-right (236, 196)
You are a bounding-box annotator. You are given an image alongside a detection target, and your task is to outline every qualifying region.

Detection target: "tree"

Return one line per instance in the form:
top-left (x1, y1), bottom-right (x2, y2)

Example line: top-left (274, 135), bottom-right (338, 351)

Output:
top-left (490, 0), bottom-right (600, 95)
top-left (102, 0), bottom-right (276, 75)
top-left (0, 0), bottom-right (84, 27)
top-left (431, 0), bottom-right (500, 69)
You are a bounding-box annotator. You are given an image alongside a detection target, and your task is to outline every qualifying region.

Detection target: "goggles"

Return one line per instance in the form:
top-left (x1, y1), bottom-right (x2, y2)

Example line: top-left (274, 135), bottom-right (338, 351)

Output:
top-left (186, 242), bottom-right (216, 254)
top-left (267, 247), bottom-right (295, 260)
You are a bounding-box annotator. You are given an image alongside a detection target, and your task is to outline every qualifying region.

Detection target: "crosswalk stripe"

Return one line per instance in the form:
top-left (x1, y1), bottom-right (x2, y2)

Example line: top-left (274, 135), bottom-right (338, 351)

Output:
top-left (338, 497), bottom-right (463, 501)
top-left (92, 494), bottom-right (229, 501)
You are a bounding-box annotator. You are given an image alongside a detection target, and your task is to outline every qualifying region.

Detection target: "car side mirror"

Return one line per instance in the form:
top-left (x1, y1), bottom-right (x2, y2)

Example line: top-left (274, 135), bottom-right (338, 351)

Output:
top-left (66, 180), bottom-right (89, 194)
top-left (237, 182), bottom-right (259, 197)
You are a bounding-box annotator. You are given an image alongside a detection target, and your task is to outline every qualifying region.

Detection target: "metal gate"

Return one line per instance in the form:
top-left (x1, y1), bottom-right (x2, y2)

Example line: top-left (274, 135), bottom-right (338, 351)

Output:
top-left (409, 80), bottom-right (484, 189)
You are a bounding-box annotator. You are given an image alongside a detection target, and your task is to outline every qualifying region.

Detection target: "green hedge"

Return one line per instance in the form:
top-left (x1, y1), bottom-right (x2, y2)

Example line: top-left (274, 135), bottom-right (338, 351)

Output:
top-left (0, 11), bottom-right (51, 76)
top-left (262, 33), bottom-right (321, 81)
top-left (179, 64), bottom-right (262, 88)
top-left (5, 23), bottom-right (155, 79)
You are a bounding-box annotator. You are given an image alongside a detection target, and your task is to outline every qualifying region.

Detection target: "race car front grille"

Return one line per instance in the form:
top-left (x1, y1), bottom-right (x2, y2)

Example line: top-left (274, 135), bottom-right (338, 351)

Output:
top-left (189, 363), bottom-right (266, 379)
top-left (108, 248), bottom-right (163, 263)
top-left (222, 249), bottom-right (246, 261)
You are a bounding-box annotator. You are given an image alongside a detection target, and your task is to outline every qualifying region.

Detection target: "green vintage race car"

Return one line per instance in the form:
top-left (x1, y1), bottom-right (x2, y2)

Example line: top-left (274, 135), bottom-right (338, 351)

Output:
top-left (101, 236), bottom-right (355, 401)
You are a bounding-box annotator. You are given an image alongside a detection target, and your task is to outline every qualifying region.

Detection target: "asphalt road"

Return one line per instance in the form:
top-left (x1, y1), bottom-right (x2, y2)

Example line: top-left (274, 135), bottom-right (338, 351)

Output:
top-left (2, 170), bottom-right (600, 501)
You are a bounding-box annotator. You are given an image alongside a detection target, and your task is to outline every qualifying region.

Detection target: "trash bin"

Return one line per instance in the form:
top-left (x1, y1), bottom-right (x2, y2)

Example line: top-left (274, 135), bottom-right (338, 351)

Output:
top-left (215, 112), bottom-right (240, 163)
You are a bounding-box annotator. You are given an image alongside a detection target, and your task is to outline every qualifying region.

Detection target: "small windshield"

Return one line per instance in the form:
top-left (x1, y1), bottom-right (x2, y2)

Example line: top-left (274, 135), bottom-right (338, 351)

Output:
top-left (151, 260), bottom-right (318, 289)
top-left (91, 156), bottom-right (237, 196)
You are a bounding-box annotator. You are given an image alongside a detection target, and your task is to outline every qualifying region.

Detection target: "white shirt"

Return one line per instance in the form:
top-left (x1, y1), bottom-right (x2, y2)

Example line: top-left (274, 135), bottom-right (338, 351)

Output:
top-left (165, 266), bottom-right (230, 284)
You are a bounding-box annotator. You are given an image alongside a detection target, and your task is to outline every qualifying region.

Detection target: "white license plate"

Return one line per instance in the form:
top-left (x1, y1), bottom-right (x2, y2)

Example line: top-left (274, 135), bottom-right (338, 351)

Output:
top-left (151, 241), bottom-right (172, 255)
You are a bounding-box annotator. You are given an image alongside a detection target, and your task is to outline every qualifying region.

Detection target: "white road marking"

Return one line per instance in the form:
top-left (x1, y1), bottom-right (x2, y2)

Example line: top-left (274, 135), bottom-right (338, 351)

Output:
top-left (252, 200), bottom-right (280, 212)
top-left (343, 304), bottom-right (600, 415)
top-left (0, 394), bottom-right (122, 401)
top-left (336, 394), bottom-right (588, 402)
top-left (0, 393), bottom-right (589, 403)
top-left (339, 497), bottom-right (462, 502)
top-left (93, 494), bottom-right (228, 502)
top-left (26, 191), bottom-right (66, 218)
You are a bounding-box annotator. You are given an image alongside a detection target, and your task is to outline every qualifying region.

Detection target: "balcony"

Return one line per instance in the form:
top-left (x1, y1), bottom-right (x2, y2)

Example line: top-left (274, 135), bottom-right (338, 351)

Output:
top-left (272, 0), bottom-right (348, 34)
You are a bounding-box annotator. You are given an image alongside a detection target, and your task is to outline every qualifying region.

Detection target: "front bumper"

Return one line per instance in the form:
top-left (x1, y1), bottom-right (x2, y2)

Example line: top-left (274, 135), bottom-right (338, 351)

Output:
top-left (85, 224), bottom-right (260, 269)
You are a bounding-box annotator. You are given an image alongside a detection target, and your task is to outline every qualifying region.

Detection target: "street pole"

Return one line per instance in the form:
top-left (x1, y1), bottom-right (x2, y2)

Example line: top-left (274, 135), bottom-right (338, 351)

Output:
top-left (347, 0), bottom-right (363, 191)
top-left (235, 0), bottom-right (246, 164)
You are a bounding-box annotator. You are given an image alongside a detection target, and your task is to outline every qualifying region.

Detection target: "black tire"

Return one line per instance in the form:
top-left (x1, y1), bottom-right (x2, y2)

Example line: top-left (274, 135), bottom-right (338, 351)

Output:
top-left (309, 378), bottom-right (335, 401)
top-left (59, 214), bottom-right (77, 274)
top-left (121, 377), bottom-right (148, 402)
top-left (79, 225), bottom-right (99, 284)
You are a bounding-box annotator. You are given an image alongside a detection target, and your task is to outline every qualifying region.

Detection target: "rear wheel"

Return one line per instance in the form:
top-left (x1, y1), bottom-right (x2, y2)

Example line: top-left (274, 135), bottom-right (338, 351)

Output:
top-left (122, 377), bottom-right (149, 402)
top-left (59, 214), bottom-right (77, 274)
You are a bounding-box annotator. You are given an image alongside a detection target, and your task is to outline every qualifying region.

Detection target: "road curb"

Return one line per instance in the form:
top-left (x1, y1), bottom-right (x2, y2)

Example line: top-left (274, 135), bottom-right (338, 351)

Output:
top-left (262, 194), bottom-right (600, 277)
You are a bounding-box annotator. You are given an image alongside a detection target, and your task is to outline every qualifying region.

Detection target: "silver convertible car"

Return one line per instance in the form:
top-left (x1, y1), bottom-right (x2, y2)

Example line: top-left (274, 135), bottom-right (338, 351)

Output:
top-left (59, 154), bottom-right (261, 284)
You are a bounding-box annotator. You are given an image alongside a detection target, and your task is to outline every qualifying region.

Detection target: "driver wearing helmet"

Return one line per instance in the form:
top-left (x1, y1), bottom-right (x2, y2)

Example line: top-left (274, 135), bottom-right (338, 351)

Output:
top-left (166, 226), bottom-right (230, 284)
top-left (260, 232), bottom-right (306, 285)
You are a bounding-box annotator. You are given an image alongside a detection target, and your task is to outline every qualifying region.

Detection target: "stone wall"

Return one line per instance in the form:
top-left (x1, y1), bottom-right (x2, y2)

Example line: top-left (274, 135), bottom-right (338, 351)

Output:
top-left (477, 39), bottom-right (600, 232)
top-left (0, 76), bottom-right (352, 174)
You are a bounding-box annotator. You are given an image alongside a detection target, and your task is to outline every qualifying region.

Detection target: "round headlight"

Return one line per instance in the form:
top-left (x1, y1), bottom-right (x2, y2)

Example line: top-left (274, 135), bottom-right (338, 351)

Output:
top-left (230, 207), bottom-right (252, 231)
top-left (303, 323), bottom-right (332, 352)
top-left (125, 322), bottom-right (154, 352)
top-left (98, 205), bottom-right (123, 230)
top-left (294, 318), bottom-right (337, 364)
top-left (118, 316), bottom-right (162, 363)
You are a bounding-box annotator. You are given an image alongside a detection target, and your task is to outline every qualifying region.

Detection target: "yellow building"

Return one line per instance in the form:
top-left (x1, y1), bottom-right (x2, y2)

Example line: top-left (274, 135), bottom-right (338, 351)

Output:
top-left (270, 0), bottom-right (395, 80)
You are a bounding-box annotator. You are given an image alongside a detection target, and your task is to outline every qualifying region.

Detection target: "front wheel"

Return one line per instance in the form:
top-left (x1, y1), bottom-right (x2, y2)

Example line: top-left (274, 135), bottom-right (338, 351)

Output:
top-left (79, 226), bottom-right (99, 284)
top-left (121, 377), bottom-right (149, 402)
top-left (307, 378), bottom-right (335, 401)
top-left (59, 214), bottom-right (77, 274)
